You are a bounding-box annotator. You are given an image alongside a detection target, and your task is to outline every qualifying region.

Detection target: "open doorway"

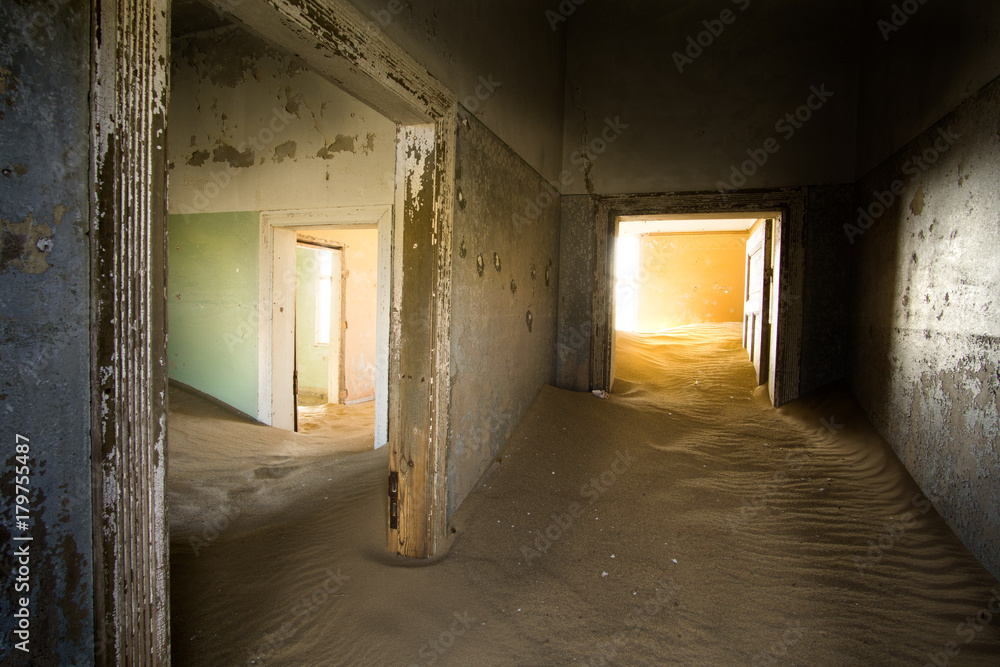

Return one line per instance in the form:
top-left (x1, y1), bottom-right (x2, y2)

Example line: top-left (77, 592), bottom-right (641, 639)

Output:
top-left (591, 193), bottom-right (801, 407)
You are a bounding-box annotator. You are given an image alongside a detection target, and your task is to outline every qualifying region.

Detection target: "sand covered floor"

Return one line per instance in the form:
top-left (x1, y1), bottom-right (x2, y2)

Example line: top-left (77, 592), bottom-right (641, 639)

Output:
top-left (169, 323), bottom-right (1000, 665)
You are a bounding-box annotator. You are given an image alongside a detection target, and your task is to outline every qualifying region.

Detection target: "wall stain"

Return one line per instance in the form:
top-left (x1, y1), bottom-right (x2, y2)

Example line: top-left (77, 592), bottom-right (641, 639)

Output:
top-left (459, 238), bottom-right (467, 258)
top-left (476, 254), bottom-right (485, 276)
top-left (212, 142), bottom-right (254, 168)
top-left (510, 278), bottom-right (517, 296)
top-left (317, 133), bottom-right (356, 159)
top-left (187, 149), bottom-right (209, 167)
top-left (525, 310), bottom-right (533, 332)
top-left (274, 140), bottom-right (297, 163)
top-left (530, 263), bottom-right (537, 281)
top-left (910, 185), bottom-right (925, 216)
top-left (493, 252), bottom-right (501, 273)
top-left (1, 212), bottom-right (54, 274)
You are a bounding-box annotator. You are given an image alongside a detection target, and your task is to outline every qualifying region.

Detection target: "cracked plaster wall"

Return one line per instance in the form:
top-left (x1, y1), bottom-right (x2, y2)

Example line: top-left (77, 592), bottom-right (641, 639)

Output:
top-left (168, 25), bottom-right (396, 215)
top-left (849, 74), bottom-right (1000, 580)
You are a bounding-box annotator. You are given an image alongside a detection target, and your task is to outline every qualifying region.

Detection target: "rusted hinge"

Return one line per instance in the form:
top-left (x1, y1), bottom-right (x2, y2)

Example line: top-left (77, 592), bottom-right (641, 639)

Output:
top-left (388, 471), bottom-right (399, 530)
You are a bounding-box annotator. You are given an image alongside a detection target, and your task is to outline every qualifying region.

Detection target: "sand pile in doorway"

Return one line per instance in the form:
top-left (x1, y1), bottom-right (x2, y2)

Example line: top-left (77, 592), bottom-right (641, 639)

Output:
top-left (169, 323), bottom-right (1000, 666)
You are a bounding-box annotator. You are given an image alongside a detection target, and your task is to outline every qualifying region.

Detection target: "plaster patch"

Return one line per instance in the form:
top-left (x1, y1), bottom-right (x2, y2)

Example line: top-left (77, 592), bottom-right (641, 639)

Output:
top-left (910, 185), bottom-right (925, 216)
top-left (317, 134), bottom-right (356, 159)
top-left (212, 142), bottom-right (254, 168)
top-left (1, 212), bottom-right (53, 274)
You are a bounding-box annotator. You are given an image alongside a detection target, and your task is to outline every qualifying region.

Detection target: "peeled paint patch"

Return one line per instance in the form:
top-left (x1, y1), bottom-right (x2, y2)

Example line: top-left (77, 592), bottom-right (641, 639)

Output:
top-left (317, 134), bottom-right (356, 159)
top-left (1, 212), bottom-right (54, 274)
top-left (212, 143), bottom-right (254, 168)
top-left (910, 185), bottom-right (925, 216)
top-left (274, 140), bottom-right (297, 163)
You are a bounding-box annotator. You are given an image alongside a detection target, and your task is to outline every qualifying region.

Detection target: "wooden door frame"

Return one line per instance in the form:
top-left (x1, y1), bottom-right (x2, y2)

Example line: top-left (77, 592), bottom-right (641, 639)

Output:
top-left (260, 207), bottom-right (390, 437)
top-left (743, 217), bottom-right (773, 387)
top-left (591, 190), bottom-right (805, 406)
top-left (92, 0), bottom-right (457, 662)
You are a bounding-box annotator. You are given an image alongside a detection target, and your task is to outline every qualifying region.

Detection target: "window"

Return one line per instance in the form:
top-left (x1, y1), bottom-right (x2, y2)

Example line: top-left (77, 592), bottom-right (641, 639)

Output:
top-left (315, 250), bottom-right (334, 345)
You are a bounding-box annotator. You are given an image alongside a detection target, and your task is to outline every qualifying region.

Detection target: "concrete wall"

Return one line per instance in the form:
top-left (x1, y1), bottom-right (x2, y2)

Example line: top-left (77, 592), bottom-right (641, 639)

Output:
top-left (344, 0), bottom-right (567, 182)
top-left (561, 0), bottom-right (861, 195)
top-left (556, 195), bottom-right (595, 391)
top-left (168, 211), bottom-right (260, 417)
top-left (626, 232), bottom-right (748, 332)
top-left (848, 74), bottom-right (1000, 579)
top-left (447, 108), bottom-right (560, 517)
top-left (0, 0), bottom-right (94, 661)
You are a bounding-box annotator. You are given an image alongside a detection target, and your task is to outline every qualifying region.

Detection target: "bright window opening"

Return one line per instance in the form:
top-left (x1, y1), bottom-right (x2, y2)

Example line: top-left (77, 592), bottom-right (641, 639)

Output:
top-left (315, 250), bottom-right (334, 345)
top-left (615, 234), bottom-right (640, 332)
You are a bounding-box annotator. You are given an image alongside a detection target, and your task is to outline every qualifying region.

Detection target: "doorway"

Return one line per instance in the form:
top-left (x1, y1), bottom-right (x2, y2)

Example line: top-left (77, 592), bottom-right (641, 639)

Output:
top-left (260, 209), bottom-right (391, 447)
top-left (591, 192), bottom-right (806, 407)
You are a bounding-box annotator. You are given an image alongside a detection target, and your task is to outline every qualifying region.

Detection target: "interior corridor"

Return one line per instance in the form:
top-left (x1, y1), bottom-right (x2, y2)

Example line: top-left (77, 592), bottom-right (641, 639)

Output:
top-left (168, 324), bottom-right (1000, 666)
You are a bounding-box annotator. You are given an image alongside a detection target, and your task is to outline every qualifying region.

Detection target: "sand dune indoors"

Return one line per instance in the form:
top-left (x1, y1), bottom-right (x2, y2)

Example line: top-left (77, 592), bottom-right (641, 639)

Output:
top-left (169, 323), bottom-right (1000, 665)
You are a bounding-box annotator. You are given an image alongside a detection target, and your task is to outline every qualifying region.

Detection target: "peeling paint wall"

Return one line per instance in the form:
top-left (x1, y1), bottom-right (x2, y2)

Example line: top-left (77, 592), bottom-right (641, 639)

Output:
top-left (343, 0), bottom-right (567, 182)
top-left (0, 0), bottom-right (94, 661)
top-left (561, 0), bottom-right (861, 195)
top-left (849, 75), bottom-right (1000, 580)
top-left (448, 108), bottom-right (560, 517)
top-left (168, 25), bottom-right (396, 214)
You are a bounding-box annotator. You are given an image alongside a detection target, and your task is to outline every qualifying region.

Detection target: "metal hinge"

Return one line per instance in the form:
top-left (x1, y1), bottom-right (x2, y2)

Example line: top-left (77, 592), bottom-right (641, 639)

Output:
top-left (388, 471), bottom-right (399, 530)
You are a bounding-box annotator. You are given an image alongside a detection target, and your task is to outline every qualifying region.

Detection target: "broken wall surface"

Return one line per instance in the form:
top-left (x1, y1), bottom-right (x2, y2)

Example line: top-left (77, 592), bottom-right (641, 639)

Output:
top-left (343, 0), bottom-right (567, 182)
top-left (848, 75), bottom-right (1000, 580)
top-left (448, 108), bottom-right (560, 517)
top-left (0, 0), bottom-right (94, 662)
top-left (561, 0), bottom-right (861, 195)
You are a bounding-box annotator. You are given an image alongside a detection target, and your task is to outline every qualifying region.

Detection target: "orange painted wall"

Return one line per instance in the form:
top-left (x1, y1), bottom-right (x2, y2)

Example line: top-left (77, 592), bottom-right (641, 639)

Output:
top-left (632, 232), bottom-right (748, 332)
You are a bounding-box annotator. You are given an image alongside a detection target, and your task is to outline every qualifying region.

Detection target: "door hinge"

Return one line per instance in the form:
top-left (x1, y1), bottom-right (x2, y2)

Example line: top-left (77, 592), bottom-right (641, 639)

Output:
top-left (388, 471), bottom-right (399, 530)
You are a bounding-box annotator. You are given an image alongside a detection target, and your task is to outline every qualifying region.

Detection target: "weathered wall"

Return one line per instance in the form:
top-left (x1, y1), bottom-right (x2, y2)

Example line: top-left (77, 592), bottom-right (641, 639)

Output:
top-left (0, 0), bottom-right (94, 662)
top-left (168, 24), bottom-right (396, 215)
top-left (561, 0), bottom-right (861, 195)
top-left (848, 76), bottom-right (1000, 580)
top-left (556, 195), bottom-right (595, 391)
top-left (799, 184), bottom-right (853, 396)
top-left (448, 108), bottom-right (560, 517)
top-left (344, 0), bottom-right (566, 182)
top-left (856, 0), bottom-right (1000, 175)
top-left (168, 212), bottom-right (260, 417)
top-left (310, 228), bottom-right (380, 402)
top-left (626, 232), bottom-right (748, 332)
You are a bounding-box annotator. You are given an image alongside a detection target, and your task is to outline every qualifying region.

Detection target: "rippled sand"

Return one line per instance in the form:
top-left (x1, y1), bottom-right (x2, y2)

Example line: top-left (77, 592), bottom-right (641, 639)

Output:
top-left (169, 323), bottom-right (1000, 665)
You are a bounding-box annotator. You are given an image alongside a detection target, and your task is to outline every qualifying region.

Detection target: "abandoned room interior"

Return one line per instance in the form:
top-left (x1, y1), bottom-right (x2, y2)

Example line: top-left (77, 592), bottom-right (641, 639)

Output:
top-left (1, 0), bottom-right (999, 664)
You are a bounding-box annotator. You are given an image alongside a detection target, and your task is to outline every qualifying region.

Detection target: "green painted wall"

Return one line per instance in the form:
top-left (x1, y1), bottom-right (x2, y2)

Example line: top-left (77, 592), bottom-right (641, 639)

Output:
top-left (167, 211), bottom-right (260, 417)
top-left (296, 246), bottom-right (331, 394)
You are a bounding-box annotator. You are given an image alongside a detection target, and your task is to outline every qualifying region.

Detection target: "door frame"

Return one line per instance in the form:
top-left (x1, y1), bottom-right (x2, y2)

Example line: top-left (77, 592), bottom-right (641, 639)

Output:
top-left (260, 206), bottom-right (391, 443)
top-left (592, 190), bottom-right (805, 406)
top-left (92, 0), bottom-right (458, 661)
